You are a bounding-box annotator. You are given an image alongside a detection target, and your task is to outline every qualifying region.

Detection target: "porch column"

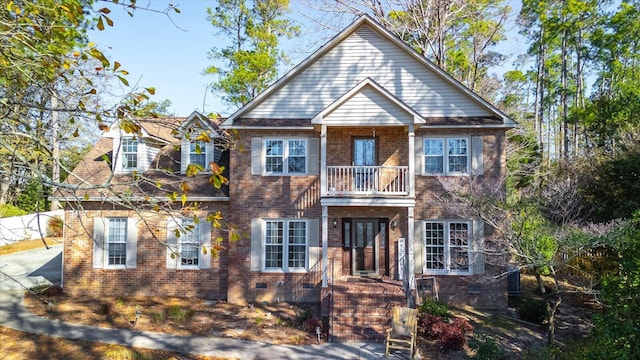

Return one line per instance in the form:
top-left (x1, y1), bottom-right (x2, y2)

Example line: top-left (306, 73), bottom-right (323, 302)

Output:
top-left (407, 206), bottom-right (415, 293)
top-left (320, 125), bottom-right (327, 196)
top-left (408, 123), bottom-right (415, 197)
top-left (322, 205), bottom-right (329, 287)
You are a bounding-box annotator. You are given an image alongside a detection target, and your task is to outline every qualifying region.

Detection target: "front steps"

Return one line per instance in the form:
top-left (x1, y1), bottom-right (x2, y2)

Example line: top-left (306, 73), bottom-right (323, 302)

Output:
top-left (324, 277), bottom-right (406, 342)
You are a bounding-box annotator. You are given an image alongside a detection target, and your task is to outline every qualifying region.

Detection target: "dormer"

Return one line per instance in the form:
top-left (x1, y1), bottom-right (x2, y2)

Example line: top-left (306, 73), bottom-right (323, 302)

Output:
top-left (176, 111), bottom-right (223, 174)
top-left (107, 119), bottom-right (176, 174)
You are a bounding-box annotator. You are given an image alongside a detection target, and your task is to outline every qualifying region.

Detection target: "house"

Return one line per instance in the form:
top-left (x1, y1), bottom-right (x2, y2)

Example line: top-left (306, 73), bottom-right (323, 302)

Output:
top-left (56, 15), bottom-right (516, 342)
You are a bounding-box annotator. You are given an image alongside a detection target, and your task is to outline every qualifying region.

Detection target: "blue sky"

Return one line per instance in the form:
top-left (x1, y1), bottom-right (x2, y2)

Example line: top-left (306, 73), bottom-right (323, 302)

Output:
top-left (88, 1), bottom-right (524, 118)
top-left (88, 1), bottom-right (335, 117)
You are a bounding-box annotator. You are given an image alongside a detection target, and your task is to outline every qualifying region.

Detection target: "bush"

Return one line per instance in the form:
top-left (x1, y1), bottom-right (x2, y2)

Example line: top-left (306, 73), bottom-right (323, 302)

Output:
top-left (47, 216), bottom-right (63, 237)
top-left (418, 299), bottom-right (451, 320)
top-left (518, 297), bottom-right (546, 325)
top-left (418, 312), bottom-right (473, 352)
top-left (0, 204), bottom-right (27, 218)
top-left (469, 333), bottom-right (508, 360)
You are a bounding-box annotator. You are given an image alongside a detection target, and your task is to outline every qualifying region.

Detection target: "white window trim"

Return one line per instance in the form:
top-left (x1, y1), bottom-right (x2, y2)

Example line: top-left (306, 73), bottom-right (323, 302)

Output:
top-left (423, 220), bottom-right (472, 275)
top-left (177, 219), bottom-right (201, 269)
top-left (422, 137), bottom-right (470, 176)
top-left (263, 138), bottom-right (308, 176)
top-left (187, 139), bottom-right (210, 172)
top-left (105, 217), bottom-right (128, 269)
top-left (262, 219), bottom-right (309, 273)
top-left (121, 137), bottom-right (139, 171)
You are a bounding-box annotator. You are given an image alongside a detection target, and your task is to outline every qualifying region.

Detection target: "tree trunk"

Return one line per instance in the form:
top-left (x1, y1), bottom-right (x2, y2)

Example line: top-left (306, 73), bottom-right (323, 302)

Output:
top-left (546, 293), bottom-right (563, 345)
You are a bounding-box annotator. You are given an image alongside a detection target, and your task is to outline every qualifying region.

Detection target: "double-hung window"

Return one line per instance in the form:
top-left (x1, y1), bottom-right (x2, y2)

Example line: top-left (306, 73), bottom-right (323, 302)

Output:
top-left (121, 137), bottom-right (138, 170)
top-left (106, 218), bottom-right (128, 266)
top-left (264, 220), bottom-right (307, 271)
top-left (424, 221), bottom-right (470, 274)
top-left (423, 138), bottom-right (469, 175)
top-left (179, 219), bottom-right (201, 267)
top-left (189, 140), bottom-right (207, 169)
top-left (264, 139), bottom-right (307, 175)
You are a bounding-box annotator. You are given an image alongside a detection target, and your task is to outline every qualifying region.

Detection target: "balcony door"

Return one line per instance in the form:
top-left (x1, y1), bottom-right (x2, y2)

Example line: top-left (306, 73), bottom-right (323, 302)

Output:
top-left (353, 138), bottom-right (377, 192)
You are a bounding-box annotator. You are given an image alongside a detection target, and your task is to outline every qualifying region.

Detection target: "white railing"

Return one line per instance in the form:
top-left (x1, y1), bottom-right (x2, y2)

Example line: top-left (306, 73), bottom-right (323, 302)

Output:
top-left (326, 166), bottom-right (408, 195)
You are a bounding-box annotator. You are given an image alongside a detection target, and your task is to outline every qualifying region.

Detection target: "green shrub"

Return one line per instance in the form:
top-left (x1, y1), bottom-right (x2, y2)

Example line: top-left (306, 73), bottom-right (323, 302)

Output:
top-left (47, 216), bottom-right (63, 237)
top-left (469, 333), bottom-right (508, 360)
top-left (518, 297), bottom-right (546, 325)
top-left (417, 299), bottom-right (451, 321)
top-left (0, 204), bottom-right (27, 218)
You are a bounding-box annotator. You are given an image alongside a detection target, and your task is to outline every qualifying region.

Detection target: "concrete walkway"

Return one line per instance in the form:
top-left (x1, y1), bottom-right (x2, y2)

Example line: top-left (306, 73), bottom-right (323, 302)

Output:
top-left (0, 246), bottom-right (408, 359)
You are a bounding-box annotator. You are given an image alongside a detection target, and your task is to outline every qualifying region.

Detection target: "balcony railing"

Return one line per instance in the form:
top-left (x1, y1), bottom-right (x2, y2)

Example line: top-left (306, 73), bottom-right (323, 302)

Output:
top-left (326, 166), bottom-right (408, 196)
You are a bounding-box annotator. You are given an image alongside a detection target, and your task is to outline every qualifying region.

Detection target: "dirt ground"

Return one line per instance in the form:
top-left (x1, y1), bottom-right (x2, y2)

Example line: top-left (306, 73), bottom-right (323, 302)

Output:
top-left (23, 291), bottom-right (319, 346)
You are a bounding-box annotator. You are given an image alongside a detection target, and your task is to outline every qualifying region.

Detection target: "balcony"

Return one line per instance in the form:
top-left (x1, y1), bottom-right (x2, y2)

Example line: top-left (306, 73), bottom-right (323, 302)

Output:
top-left (326, 166), bottom-right (408, 196)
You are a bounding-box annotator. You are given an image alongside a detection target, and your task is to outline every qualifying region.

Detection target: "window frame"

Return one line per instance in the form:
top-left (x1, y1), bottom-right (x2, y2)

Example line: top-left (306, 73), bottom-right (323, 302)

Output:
top-left (422, 137), bottom-right (470, 176)
top-left (121, 137), bottom-right (138, 171)
top-left (263, 138), bottom-right (308, 175)
top-left (423, 220), bottom-right (471, 275)
top-left (105, 217), bottom-right (128, 268)
top-left (262, 219), bottom-right (308, 272)
top-left (188, 139), bottom-right (208, 170)
top-left (178, 218), bottom-right (201, 269)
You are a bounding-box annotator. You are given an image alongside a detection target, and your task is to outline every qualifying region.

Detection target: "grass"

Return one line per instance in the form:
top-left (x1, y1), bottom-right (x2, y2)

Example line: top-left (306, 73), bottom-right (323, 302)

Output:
top-left (0, 327), bottom-right (232, 360)
top-left (0, 238), bottom-right (59, 255)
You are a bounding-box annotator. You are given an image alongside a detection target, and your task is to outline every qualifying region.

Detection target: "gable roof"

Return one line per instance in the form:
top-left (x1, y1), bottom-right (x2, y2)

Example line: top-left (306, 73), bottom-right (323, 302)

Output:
top-left (311, 77), bottom-right (424, 126)
top-left (175, 111), bottom-right (222, 139)
top-left (221, 14), bottom-right (515, 128)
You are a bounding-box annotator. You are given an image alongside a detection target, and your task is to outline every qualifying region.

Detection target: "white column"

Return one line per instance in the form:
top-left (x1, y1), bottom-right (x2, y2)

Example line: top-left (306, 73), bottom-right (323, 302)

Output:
top-left (408, 206), bottom-right (415, 291)
top-left (322, 206), bottom-right (329, 287)
top-left (320, 125), bottom-right (327, 196)
top-left (408, 123), bottom-right (415, 197)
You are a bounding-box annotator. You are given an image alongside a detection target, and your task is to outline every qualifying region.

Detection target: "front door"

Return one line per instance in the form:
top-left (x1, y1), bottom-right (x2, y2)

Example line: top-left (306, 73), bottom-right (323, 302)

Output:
top-left (354, 219), bottom-right (376, 273)
top-left (342, 218), bottom-right (388, 276)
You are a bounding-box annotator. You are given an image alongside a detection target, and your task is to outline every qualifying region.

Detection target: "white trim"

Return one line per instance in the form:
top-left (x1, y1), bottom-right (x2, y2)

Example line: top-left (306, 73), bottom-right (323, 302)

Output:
top-left (104, 217), bottom-right (128, 269)
top-left (421, 219), bottom-right (472, 276)
top-left (262, 219), bottom-right (309, 273)
top-left (420, 124), bottom-right (517, 129)
top-left (321, 197), bottom-right (416, 207)
top-left (311, 77), bottom-right (424, 125)
top-left (262, 138), bottom-right (309, 176)
top-left (421, 136), bottom-right (471, 176)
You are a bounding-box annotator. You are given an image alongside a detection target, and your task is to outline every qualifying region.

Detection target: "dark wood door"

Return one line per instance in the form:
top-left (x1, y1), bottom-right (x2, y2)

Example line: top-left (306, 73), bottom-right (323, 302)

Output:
top-left (354, 219), bottom-right (376, 272)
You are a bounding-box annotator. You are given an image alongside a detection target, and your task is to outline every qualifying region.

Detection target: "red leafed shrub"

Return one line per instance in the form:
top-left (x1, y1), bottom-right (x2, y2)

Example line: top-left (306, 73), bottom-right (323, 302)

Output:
top-left (452, 317), bottom-right (473, 333)
top-left (438, 322), bottom-right (467, 352)
top-left (418, 312), bottom-right (473, 352)
top-left (418, 313), bottom-right (444, 337)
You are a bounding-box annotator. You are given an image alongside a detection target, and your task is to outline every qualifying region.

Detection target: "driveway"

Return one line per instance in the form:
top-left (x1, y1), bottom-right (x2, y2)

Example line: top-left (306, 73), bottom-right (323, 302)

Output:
top-left (0, 244), bottom-right (62, 293)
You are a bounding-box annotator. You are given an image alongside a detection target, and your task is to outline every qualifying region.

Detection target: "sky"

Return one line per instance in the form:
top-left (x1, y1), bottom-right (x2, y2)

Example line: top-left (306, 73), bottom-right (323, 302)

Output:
top-left (87, 1), bottom-right (525, 118)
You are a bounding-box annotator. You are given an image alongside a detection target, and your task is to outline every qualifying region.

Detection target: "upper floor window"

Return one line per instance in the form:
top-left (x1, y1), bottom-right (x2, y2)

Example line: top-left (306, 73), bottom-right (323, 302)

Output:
top-left (264, 220), bottom-right (307, 271)
top-left (121, 137), bottom-right (138, 170)
top-left (423, 138), bottom-right (469, 175)
top-left (189, 140), bottom-right (207, 169)
top-left (264, 139), bottom-right (307, 175)
top-left (424, 221), bottom-right (470, 274)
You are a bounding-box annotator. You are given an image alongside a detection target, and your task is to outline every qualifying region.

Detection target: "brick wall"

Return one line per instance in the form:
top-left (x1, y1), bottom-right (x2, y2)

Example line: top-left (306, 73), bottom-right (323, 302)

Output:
top-left (227, 129), bottom-right (322, 305)
top-left (62, 203), bottom-right (228, 300)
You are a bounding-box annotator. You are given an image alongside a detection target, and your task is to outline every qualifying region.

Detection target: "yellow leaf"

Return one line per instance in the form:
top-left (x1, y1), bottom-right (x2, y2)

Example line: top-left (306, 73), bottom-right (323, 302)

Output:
top-left (72, 51), bottom-right (80, 57)
top-left (98, 7), bottom-right (111, 14)
top-left (73, 128), bottom-right (79, 137)
top-left (181, 193), bottom-right (187, 206)
top-left (88, 42), bottom-right (96, 48)
top-left (145, 87), bottom-right (156, 95)
top-left (113, 61), bottom-right (121, 71)
top-left (180, 181), bottom-right (191, 193)
top-left (97, 16), bottom-right (104, 31)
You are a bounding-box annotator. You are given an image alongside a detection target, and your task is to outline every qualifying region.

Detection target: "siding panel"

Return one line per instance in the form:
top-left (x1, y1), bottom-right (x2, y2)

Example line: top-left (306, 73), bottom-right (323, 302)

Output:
top-left (246, 26), bottom-right (492, 119)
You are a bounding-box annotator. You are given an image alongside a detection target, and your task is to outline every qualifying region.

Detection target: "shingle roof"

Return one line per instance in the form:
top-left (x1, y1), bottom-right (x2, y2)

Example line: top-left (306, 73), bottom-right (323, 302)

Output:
top-left (56, 118), bottom-right (229, 202)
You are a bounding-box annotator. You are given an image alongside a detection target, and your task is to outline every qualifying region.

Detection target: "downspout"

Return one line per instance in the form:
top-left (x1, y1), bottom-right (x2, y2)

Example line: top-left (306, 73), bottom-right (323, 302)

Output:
top-left (407, 124), bottom-right (416, 307)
